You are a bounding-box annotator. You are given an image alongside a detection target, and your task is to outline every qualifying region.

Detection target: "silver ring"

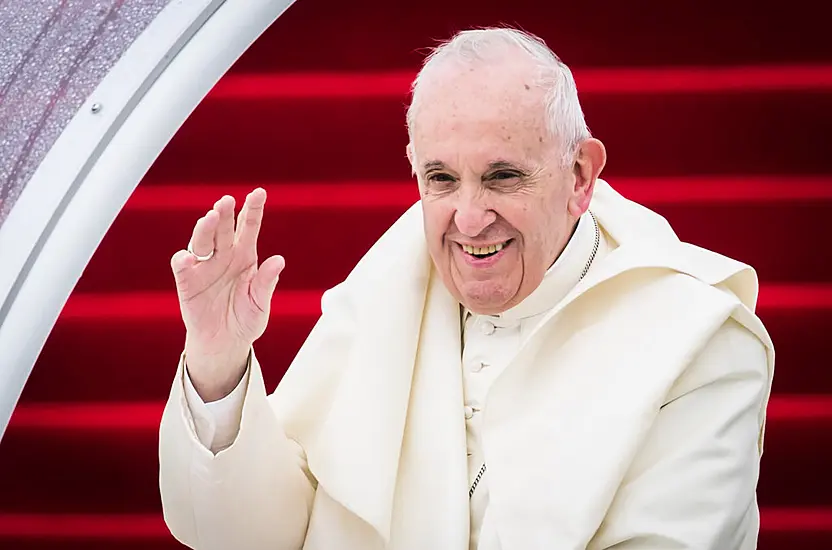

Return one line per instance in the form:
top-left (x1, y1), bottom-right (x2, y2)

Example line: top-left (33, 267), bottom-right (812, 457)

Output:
top-left (187, 240), bottom-right (214, 262)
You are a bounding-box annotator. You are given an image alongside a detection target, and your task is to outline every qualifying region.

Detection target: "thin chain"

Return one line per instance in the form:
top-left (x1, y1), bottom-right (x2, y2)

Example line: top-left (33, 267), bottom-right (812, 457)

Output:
top-left (469, 462), bottom-right (487, 499)
top-left (468, 211), bottom-right (600, 500)
top-left (581, 211), bottom-right (601, 281)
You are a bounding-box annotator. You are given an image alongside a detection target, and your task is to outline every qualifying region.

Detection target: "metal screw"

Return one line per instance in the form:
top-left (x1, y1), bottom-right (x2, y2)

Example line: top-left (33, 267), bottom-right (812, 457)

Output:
top-left (91, 103), bottom-right (102, 114)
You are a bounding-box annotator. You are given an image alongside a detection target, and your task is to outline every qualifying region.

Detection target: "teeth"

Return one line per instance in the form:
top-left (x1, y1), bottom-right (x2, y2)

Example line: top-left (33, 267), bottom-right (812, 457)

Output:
top-left (462, 241), bottom-right (507, 256)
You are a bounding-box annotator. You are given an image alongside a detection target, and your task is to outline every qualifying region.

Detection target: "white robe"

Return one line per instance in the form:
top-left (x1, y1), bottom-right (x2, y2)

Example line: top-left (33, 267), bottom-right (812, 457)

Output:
top-left (159, 179), bottom-right (774, 550)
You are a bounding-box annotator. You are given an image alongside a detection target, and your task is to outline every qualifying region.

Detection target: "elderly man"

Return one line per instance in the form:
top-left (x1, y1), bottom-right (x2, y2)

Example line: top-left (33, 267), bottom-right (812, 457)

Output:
top-left (159, 27), bottom-right (773, 550)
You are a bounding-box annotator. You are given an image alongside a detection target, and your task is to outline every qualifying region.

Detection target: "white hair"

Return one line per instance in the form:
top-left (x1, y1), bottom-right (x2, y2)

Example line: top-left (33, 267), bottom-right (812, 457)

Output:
top-left (406, 27), bottom-right (591, 167)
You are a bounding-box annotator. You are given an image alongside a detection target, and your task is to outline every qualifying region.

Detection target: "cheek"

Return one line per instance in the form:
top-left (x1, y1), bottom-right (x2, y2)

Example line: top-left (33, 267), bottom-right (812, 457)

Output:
top-left (507, 203), bottom-right (558, 257)
top-left (422, 201), bottom-right (454, 246)
top-left (498, 200), bottom-right (538, 243)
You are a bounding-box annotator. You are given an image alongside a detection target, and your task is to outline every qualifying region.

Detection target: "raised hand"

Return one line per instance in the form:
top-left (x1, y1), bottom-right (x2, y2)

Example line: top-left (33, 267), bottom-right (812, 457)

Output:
top-left (170, 188), bottom-right (284, 401)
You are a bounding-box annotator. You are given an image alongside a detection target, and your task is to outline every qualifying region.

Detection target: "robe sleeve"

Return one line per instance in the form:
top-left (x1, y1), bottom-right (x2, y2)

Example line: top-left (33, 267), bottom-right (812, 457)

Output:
top-left (182, 358), bottom-right (248, 452)
top-left (589, 317), bottom-right (771, 550)
top-left (159, 348), bottom-right (316, 550)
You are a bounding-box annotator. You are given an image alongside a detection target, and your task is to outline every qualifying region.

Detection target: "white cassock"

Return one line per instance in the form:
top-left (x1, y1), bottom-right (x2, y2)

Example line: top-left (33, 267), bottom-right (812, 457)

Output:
top-left (160, 179), bottom-right (774, 550)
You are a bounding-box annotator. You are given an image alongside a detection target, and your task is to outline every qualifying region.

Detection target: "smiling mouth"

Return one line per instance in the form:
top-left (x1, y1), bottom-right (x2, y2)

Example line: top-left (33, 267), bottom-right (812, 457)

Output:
top-left (460, 239), bottom-right (513, 258)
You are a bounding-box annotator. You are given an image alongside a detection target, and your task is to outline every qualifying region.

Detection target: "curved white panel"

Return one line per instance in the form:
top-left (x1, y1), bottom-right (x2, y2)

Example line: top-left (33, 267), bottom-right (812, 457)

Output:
top-left (0, 0), bottom-right (297, 437)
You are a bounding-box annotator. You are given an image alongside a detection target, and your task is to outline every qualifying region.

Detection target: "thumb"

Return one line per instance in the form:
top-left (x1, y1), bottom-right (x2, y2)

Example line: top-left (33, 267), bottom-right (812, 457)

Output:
top-left (250, 254), bottom-right (285, 312)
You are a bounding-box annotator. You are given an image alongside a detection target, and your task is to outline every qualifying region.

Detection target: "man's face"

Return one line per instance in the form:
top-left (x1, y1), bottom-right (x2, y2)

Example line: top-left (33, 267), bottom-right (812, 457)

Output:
top-left (410, 55), bottom-right (593, 315)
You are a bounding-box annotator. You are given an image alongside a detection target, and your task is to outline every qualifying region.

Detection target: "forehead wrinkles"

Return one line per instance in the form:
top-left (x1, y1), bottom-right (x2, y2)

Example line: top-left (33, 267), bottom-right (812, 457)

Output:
top-left (413, 94), bottom-right (551, 168)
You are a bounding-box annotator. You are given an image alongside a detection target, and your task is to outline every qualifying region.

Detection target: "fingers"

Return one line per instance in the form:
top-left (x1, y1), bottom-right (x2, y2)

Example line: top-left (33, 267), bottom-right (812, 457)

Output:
top-left (213, 195), bottom-right (236, 253)
top-left (170, 249), bottom-right (198, 296)
top-left (250, 254), bottom-right (285, 313)
top-left (235, 188), bottom-right (267, 255)
top-left (171, 248), bottom-right (197, 277)
top-left (189, 210), bottom-right (219, 258)
top-left (179, 189), bottom-right (266, 271)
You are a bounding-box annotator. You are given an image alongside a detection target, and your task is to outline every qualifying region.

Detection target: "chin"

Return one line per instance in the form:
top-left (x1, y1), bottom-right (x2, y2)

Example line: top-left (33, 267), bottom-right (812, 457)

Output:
top-left (459, 280), bottom-right (516, 314)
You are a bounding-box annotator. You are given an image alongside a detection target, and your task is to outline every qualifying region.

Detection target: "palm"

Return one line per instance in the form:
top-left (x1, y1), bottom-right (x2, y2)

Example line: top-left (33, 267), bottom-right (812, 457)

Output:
top-left (172, 188), bottom-right (284, 358)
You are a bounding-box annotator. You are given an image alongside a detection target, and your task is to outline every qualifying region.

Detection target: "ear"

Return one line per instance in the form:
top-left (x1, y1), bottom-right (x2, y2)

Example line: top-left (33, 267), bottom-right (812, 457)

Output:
top-left (570, 138), bottom-right (606, 216)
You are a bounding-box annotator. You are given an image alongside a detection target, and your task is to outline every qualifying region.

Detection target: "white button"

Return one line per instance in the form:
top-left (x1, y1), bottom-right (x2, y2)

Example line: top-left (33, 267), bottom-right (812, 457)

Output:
top-left (480, 320), bottom-right (496, 335)
top-left (471, 361), bottom-right (487, 373)
top-left (464, 406), bottom-right (475, 419)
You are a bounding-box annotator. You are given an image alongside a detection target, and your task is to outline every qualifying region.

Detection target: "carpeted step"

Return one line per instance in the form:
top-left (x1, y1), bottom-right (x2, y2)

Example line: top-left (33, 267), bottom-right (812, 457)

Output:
top-left (0, 398), bottom-right (830, 514)
top-left (0, 514), bottom-right (179, 549)
top-left (19, 285), bottom-right (832, 403)
top-left (73, 179), bottom-right (832, 296)
top-left (1, 509), bottom-right (830, 549)
top-left (231, 0), bottom-right (832, 72)
top-left (142, 80), bottom-right (832, 183)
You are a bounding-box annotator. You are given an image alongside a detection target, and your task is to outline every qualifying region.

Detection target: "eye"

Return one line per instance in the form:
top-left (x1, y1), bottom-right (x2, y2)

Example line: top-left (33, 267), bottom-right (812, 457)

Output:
top-left (491, 170), bottom-right (521, 180)
top-left (427, 172), bottom-right (455, 183)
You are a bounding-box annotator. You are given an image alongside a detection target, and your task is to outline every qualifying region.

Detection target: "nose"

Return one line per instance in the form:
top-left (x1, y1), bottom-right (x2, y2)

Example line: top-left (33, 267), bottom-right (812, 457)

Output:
top-left (453, 190), bottom-right (497, 237)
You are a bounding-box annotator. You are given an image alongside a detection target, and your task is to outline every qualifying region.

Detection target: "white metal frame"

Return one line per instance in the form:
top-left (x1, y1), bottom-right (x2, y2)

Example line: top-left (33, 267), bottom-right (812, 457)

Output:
top-left (0, 0), bottom-right (297, 437)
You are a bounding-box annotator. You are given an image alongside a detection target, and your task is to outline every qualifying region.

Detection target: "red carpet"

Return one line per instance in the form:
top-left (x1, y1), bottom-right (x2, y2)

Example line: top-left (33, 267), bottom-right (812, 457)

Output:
top-left (2, 1), bottom-right (830, 547)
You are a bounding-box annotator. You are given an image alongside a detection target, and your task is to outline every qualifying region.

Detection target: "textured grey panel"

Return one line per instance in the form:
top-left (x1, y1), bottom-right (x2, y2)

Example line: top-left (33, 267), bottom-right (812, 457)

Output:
top-left (0, 0), bottom-right (172, 228)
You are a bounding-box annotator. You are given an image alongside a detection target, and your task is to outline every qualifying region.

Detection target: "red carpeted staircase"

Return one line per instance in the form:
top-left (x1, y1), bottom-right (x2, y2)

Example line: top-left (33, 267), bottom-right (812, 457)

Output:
top-left (2, 1), bottom-right (831, 548)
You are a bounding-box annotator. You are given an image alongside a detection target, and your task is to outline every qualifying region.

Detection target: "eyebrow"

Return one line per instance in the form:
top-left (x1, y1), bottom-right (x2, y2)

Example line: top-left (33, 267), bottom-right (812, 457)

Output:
top-left (486, 160), bottom-right (525, 172)
top-left (422, 160), bottom-right (447, 172)
top-left (421, 159), bottom-right (528, 172)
